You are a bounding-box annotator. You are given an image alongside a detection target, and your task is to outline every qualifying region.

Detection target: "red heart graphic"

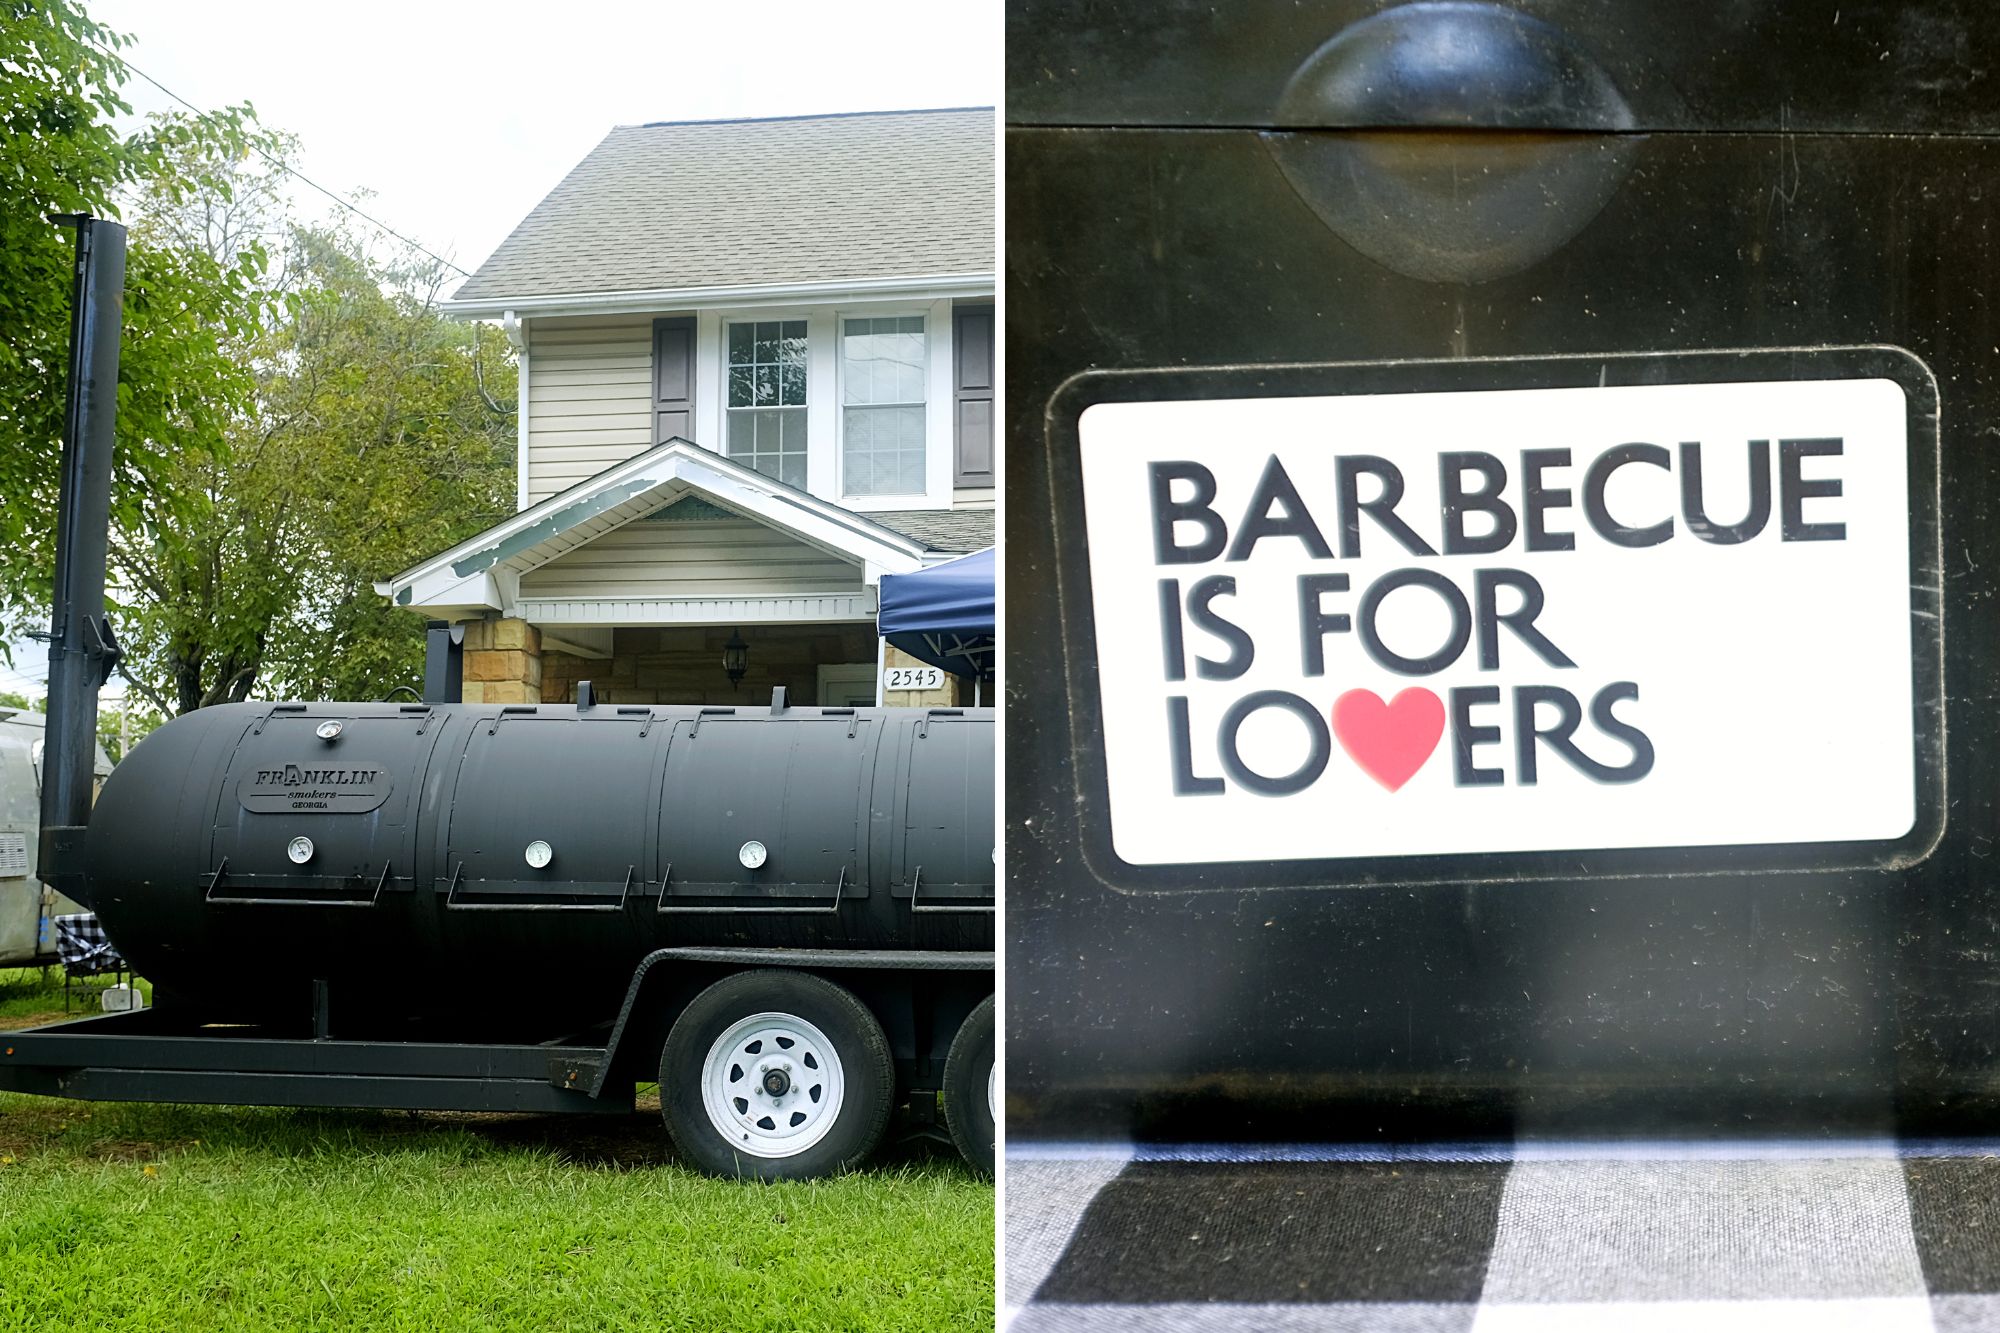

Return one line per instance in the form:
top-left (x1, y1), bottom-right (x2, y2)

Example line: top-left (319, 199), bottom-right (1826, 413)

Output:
top-left (1332, 688), bottom-right (1445, 792)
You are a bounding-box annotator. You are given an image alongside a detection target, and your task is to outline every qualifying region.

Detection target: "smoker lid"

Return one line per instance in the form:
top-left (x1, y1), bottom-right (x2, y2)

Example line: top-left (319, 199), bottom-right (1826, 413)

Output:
top-left (1007, 0), bottom-right (2000, 135)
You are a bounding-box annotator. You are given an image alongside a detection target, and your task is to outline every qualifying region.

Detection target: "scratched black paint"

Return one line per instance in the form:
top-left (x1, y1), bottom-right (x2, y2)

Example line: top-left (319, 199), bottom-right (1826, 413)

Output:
top-left (1005, 0), bottom-right (1999, 1138)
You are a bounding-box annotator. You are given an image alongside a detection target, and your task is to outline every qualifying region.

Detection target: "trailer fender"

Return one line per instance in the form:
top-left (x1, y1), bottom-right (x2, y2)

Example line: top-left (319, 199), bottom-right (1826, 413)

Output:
top-left (591, 947), bottom-right (993, 1098)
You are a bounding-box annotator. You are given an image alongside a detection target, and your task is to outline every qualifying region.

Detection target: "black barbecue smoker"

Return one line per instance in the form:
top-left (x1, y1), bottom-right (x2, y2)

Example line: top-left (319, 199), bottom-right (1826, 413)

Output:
top-left (1, 217), bottom-right (996, 1180)
top-left (1006, 0), bottom-right (2000, 1139)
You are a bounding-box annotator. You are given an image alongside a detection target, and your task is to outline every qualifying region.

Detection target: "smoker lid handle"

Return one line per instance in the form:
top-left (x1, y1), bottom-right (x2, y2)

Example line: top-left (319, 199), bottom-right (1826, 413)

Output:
top-left (1275, 2), bottom-right (1635, 133)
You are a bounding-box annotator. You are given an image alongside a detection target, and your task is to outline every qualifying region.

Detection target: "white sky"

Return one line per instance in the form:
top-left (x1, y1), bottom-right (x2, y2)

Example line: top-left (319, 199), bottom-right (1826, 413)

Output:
top-left (91, 0), bottom-right (999, 281)
top-left (2, 0), bottom-right (999, 702)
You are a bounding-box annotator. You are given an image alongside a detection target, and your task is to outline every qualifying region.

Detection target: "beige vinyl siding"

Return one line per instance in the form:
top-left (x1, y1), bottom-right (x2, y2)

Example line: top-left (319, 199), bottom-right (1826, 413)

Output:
top-left (520, 516), bottom-right (863, 601)
top-left (525, 315), bottom-right (655, 503)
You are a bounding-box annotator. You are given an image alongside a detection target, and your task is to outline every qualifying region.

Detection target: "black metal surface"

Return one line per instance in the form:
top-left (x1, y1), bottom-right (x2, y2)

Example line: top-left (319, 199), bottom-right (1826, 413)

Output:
top-left (1007, 0), bottom-right (2000, 133)
top-left (0, 1009), bottom-right (625, 1114)
top-left (87, 702), bottom-right (994, 1027)
top-left (1273, 3), bottom-right (1635, 132)
top-left (422, 621), bottom-right (462, 704)
top-left (2, 1067), bottom-right (629, 1115)
top-left (38, 215), bottom-right (124, 898)
top-left (641, 947), bottom-right (996, 971)
top-left (2, 1026), bottom-right (573, 1081)
top-left (590, 945), bottom-right (994, 1099)
top-left (1007, 5), bottom-right (2000, 1139)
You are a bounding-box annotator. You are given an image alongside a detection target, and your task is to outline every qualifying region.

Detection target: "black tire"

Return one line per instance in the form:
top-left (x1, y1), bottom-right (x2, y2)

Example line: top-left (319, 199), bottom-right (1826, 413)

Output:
top-left (943, 994), bottom-right (995, 1176)
top-left (660, 969), bottom-right (894, 1181)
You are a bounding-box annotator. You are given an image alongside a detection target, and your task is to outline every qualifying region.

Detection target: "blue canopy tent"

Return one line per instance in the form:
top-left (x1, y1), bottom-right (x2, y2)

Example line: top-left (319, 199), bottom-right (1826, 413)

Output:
top-left (877, 547), bottom-right (994, 693)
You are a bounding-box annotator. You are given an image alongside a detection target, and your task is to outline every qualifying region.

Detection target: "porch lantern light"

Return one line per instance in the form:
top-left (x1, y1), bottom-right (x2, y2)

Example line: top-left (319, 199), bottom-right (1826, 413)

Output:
top-left (722, 629), bottom-right (749, 689)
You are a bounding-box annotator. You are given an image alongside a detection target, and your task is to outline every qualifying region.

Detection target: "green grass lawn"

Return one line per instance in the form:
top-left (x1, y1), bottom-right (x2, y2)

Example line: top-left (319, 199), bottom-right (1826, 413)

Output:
top-left (0, 966), bottom-right (149, 1029)
top-left (0, 970), bottom-right (993, 1332)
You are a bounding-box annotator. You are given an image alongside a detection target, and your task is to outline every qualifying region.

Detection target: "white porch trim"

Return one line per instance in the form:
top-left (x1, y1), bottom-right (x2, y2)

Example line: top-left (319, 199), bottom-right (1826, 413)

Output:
top-left (540, 627), bottom-right (613, 658)
top-left (520, 592), bottom-right (877, 628)
top-left (375, 438), bottom-right (926, 620)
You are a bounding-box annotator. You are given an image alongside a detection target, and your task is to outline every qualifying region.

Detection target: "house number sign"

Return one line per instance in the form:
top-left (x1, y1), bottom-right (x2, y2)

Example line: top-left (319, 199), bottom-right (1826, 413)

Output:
top-left (883, 665), bottom-right (946, 692)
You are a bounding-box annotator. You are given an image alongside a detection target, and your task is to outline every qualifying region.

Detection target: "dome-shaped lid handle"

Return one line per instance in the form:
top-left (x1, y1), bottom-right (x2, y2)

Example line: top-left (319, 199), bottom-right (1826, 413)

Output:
top-left (1277, 2), bottom-right (1634, 131)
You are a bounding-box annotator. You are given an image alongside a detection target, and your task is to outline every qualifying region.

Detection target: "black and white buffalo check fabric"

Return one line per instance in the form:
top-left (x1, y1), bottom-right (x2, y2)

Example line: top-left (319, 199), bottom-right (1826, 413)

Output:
top-left (1007, 1141), bottom-right (2000, 1331)
top-left (52, 911), bottom-right (123, 973)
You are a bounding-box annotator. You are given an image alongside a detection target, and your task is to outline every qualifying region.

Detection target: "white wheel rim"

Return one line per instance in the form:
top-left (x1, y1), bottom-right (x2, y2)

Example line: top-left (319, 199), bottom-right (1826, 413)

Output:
top-left (700, 1010), bottom-right (846, 1159)
top-left (987, 1060), bottom-right (996, 1122)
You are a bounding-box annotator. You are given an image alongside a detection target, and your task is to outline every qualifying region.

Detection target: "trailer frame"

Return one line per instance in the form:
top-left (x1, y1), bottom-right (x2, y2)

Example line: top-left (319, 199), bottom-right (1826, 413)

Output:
top-left (0, 948), bottom-right (993, 1118)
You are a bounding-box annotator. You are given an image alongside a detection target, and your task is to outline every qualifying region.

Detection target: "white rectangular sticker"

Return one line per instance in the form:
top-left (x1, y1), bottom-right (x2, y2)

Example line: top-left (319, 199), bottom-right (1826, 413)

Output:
top-left (1079, 377), bottom-right (1917, 867)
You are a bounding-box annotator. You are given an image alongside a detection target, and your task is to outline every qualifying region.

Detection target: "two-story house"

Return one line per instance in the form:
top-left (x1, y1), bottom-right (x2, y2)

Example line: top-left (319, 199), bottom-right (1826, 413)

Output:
top-left (377, 107), bottom-right (993, 707)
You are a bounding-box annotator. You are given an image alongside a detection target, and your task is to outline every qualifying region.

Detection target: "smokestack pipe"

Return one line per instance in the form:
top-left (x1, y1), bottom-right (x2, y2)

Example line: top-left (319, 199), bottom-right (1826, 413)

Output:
top-left (39, 214), bottom-right (126, 900)
top-left (422, 620), bottom-right (463, 703)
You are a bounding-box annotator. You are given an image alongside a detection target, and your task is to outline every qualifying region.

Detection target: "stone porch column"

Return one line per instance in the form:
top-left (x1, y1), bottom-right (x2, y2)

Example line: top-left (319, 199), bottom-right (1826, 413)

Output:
top-left (461, 617), bottom-right (542, 705)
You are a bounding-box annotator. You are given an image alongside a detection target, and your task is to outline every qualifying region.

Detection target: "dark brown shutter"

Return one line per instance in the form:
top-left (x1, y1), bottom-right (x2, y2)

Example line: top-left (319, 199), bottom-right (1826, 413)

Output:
top-left (953, 304), bottom-right (994, 487)
top-left (653, 315), bottom-right (695, 443)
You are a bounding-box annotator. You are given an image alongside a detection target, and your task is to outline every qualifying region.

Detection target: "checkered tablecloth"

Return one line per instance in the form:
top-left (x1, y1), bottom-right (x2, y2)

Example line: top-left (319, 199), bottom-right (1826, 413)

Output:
top-left (52, 911), bottom-right (123, 973)
top-left (1007, 1140), bottom-right (2000, 1330)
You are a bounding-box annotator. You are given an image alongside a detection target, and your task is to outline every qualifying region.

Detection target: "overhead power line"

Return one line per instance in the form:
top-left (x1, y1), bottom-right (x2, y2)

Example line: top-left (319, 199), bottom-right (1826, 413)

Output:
top-left (87, 39), bottom-right (470, 278)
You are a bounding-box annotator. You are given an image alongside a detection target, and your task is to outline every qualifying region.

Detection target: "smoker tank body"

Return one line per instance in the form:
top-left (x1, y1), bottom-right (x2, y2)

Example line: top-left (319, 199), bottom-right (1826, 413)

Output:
top-left (85, 701), bottom-right (993, 1023)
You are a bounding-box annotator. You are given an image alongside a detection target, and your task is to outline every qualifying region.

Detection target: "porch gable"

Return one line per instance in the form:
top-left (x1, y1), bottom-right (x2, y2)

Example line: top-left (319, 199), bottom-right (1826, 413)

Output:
top-left (375, 438), bottom-right (926, 626)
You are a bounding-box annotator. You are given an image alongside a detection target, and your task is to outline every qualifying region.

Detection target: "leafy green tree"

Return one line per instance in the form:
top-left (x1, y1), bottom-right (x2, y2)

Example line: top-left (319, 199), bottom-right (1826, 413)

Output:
top-left (0, 0), bottom-right (129, 565)
top-left (0, 2), bottom-right (277, 629)
top-left (253, 227), bottom-right (516, 702)
top-left (111, 212), bottom-right (516, 713)
top-left (2, 3), bottom-right (515, 713)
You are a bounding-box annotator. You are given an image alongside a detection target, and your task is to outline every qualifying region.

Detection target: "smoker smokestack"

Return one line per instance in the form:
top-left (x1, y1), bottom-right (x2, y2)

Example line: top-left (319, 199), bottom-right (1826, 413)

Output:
top-left (39, 214), bottom-right (126, 903)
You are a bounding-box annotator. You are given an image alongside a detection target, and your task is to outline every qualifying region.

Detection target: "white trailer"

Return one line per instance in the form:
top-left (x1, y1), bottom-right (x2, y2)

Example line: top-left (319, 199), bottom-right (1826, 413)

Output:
top-left (0, 708), bottom-right (113, 967)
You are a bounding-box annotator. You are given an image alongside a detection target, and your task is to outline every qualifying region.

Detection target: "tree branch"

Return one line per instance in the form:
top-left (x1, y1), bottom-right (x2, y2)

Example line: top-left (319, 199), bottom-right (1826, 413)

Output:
top-left (199, 663), bottom-right (256, 710)
top-left (471, 335), bottom-right (515, 416)
top-left (116, 665), bottom-right (175, 718)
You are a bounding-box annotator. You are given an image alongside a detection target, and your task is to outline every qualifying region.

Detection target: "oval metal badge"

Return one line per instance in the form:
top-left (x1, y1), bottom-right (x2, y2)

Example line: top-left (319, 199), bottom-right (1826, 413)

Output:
top-left (237, 762), bottom-right (394, 815)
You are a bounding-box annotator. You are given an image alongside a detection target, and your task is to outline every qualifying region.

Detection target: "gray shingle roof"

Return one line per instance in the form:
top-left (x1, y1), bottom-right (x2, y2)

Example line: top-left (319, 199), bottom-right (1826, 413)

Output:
top-left (869, 508), bottom-right (993, 554)
top-left (452, 108), bottom-right (994, 302)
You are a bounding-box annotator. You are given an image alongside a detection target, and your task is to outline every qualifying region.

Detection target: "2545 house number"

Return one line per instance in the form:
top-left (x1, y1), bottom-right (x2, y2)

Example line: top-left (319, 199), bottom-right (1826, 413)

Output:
top-left (884, 665), bottom-right (945, 691)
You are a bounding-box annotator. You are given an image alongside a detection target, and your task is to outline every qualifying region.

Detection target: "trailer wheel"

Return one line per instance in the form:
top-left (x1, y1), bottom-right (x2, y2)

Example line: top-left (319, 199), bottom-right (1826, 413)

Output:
top-left (943, 994), bottom-right (995, 1176)
top-left (660, 969), bottom-right (893, 1181)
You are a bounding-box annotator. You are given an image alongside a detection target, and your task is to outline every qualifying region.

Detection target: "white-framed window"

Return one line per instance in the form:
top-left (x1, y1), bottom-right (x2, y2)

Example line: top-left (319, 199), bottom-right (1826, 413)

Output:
top-left (725, 319), bottom-right (807, 488)
top-left (841, 314), bottom-right (926, 497)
